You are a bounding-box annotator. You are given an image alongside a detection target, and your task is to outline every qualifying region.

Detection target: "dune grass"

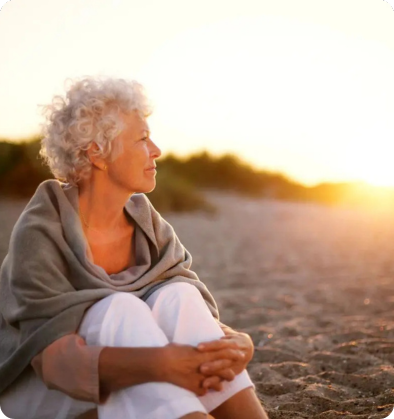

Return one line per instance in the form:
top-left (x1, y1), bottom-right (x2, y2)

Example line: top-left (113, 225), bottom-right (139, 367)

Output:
top-left (1, 138), bottom-right (394, 212)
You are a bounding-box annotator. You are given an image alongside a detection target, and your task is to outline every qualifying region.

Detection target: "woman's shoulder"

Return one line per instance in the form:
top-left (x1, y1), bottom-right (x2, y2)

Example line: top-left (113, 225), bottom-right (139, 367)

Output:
top-left (126, 193), bottom-right (159, 217)
top-left (125, 194), bottom-right (173, 244)
top-left (21, 179), bottom-right (68, 210)
top-left (10, 180), bottom-right (67, 240)
top-left (128, 192), bottom-right (150, 206)
top-left (34, 178), bottom-right (70, 198)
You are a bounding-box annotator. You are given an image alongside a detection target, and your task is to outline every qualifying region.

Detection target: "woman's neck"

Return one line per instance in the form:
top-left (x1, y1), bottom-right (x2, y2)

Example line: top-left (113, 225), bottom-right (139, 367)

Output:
top-left (77, 174), bottom-right (133, 233)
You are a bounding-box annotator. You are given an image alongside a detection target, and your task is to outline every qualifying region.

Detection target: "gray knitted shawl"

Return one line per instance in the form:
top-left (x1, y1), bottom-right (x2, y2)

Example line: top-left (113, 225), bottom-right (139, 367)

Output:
top-left (0, 179), bottom-right (219, 395)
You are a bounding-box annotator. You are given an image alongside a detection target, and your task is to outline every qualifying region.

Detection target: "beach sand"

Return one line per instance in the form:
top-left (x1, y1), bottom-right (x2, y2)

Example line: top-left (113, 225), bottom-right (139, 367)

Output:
top-left (1, 192), bottom-right (394, 418)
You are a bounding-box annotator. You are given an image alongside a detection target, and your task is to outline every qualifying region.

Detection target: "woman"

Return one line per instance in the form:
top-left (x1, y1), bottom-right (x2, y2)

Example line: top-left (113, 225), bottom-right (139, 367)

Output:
top-left (0, 77), bottom-right (268, 419)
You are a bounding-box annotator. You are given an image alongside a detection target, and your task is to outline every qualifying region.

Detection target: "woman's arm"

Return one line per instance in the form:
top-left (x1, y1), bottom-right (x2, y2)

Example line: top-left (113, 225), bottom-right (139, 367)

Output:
top-left (98, 346), bottom-right (165, 398)
top-left (100, 343), bottom-right (243, 398)
top-left (31, 334), bottom-right (104, 403)
top-left (31, 334), bottom-right (165, 404)
top-left (32, 334), bottom-right (243, 403)
top-left (99, 326), bottom-right (247, 397)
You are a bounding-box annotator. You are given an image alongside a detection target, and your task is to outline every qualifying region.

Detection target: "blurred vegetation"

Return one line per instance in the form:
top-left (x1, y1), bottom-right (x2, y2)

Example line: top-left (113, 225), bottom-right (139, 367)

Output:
top-left (0, 137), bottom-right (52, 197)
top-left (1, 138), bottom-right (394, 212)
top-left (147, 165), bottom-right (216, 214)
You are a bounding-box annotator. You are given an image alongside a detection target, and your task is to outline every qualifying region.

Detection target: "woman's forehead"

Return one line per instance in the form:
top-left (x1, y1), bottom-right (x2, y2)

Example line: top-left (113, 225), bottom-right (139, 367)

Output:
top-left (123, 111), bottom-right (149, 130)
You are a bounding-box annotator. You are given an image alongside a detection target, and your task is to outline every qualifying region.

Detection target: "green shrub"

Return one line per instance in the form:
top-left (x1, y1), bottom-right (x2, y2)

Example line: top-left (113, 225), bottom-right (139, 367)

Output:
top-left (147, 166), bottom-right (216, 213)
top-left (2, 139), bottom-right (394, 210)
top-left (0, 139), bottom-right (52, 198)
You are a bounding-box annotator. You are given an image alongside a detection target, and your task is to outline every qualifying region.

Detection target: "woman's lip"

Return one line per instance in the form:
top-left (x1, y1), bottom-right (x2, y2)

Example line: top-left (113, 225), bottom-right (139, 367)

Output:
top-left (146, 168), bottom-right (156, 171)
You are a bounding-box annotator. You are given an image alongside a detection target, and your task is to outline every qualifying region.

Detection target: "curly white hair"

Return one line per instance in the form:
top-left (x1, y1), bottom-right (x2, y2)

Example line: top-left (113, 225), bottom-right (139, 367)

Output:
top-left (39, 76), bottom-right (152, 185)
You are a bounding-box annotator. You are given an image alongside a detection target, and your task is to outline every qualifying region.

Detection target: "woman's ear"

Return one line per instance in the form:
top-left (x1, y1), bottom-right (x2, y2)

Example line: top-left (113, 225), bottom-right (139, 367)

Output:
top-left (86, 142), bottom-right (105, 170)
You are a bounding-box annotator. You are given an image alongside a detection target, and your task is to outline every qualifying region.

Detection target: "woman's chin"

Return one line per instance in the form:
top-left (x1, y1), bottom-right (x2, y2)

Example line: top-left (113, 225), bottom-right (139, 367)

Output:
top-left (135, 181), bottom-right (156, 194)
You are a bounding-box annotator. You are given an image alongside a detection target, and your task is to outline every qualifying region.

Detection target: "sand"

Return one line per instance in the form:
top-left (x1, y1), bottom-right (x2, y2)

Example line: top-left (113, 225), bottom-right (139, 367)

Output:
top-left (1, 192), bottom-right (394, 418)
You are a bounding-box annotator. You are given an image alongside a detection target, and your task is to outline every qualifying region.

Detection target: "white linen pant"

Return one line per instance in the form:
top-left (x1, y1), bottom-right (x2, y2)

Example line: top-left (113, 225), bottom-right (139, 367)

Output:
top-left (0, 282), bottom-right (255, 419)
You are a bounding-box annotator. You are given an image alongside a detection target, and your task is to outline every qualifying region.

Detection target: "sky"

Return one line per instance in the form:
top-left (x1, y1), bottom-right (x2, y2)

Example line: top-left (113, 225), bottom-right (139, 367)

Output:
top-left (1, 0), bottom-right (394, 187)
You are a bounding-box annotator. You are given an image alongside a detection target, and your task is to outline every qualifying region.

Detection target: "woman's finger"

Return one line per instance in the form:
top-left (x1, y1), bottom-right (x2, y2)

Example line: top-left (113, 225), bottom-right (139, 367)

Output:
top-left (201, 348), bottom-right (245, 372)
top-left (200, 358), bottom-right (232, 374)
top-left (203, 367), bottom-right (236, 382)
top-left (202, 376), bottom-right (223, 390)
top-left (197, 339), bottom-right (239, 352)
top-left (223, 348), bottom-right (245, 361)
top-left (218, 368), bottom-right (236, 381)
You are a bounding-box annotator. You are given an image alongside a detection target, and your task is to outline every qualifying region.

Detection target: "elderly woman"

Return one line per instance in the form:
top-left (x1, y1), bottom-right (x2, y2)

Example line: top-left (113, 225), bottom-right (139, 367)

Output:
top-left (0, 77), bottom-right (268, 419)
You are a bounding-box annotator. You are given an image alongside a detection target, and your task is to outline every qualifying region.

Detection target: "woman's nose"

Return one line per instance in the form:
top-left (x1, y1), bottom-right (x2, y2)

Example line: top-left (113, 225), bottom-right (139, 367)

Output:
top-left (151, 141), bottom-right (162, 158)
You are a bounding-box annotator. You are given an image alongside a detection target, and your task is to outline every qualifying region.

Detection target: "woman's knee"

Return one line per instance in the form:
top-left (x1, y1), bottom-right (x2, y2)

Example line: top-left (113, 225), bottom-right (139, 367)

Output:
top-left (101, 292), bottom-right (151, 316)
top-left (147, 282), bottom-right (214, 318)
top-left (79, 292), bottom-right (161, 346)
top-left (152, 282), bottom-right (203, 304)
top-left (106, 292), bottom-right (160, 327)
top-left (85, 292), bottom-right (151, 322)
top-left (146, 282), bottom-right (222, 345)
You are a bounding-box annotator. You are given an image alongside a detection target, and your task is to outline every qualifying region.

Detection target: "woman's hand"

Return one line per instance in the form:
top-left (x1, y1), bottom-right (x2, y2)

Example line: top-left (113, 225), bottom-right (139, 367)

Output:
top-left (196, 331), bottom-right (255, 390)
top-left (161, 342), bottom-right (245, 396)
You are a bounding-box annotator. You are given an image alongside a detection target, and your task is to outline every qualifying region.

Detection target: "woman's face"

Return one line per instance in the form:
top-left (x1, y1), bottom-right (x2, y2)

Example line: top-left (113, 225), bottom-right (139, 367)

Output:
top-left (106, 110), bottom-right (161, 195)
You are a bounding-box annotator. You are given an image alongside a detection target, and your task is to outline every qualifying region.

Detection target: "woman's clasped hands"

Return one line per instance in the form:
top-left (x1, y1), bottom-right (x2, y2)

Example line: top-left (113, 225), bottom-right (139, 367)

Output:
top-left (163, 332), bottom-right (254, 396)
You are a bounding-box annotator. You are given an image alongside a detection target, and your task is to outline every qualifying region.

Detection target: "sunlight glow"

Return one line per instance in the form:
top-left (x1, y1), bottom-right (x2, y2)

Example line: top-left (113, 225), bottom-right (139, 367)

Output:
top-left (0, 0), bottom-right (394, 187)
top-left (343, 182), bottom-right (394, 212)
